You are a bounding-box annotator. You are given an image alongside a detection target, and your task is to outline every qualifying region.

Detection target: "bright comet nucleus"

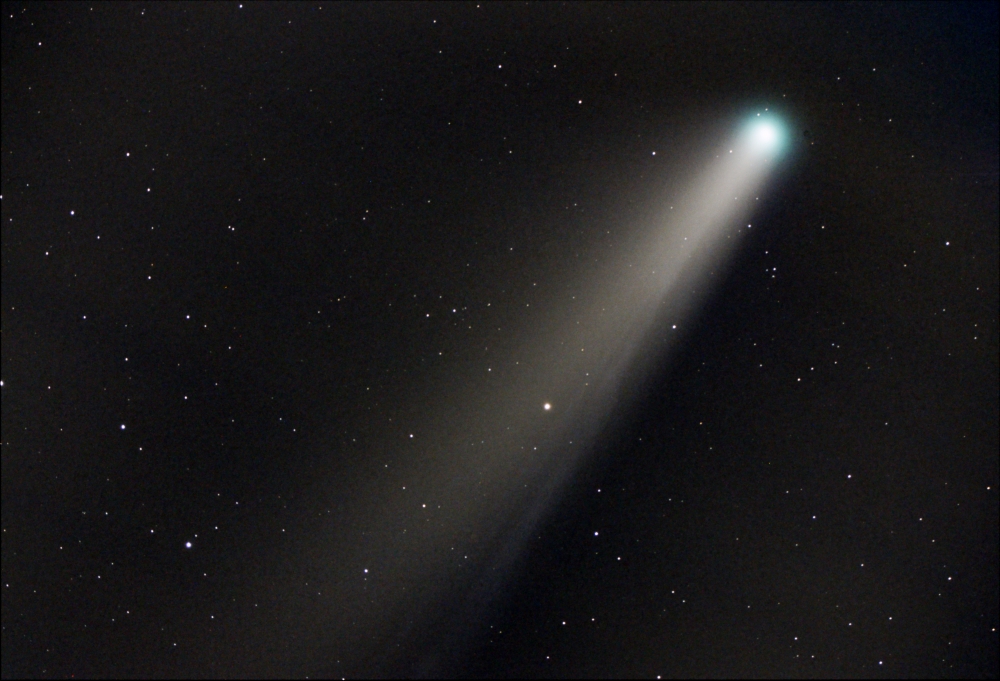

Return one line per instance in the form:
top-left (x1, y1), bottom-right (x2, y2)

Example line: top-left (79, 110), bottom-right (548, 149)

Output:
top-left (745, 115), bottom-right (786, 154)
top-left (754, 123), bottom-right (778, 147)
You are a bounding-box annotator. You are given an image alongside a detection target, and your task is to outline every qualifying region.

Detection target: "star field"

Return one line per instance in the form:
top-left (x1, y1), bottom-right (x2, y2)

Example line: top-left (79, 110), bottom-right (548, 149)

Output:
top-left (1, 3), bottom-right (998, 679)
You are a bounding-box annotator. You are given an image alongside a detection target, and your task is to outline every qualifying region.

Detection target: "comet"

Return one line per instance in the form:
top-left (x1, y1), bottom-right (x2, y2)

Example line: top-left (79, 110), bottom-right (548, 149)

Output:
top-left (276, 110), bottom-right (793, 676)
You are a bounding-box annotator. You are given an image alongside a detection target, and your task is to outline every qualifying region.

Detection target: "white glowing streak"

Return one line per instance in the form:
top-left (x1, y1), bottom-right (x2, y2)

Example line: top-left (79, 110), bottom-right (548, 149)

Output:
top-left (268, 122), bottom-right (784, 672)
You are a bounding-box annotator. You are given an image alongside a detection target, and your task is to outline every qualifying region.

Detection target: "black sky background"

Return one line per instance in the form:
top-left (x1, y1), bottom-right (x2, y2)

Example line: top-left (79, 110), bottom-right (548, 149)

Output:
top-left (2, 2), bottom-right (998, 678)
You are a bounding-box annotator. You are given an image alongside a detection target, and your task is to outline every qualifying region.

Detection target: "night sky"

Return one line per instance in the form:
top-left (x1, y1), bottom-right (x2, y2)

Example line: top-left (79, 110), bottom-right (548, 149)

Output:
top-left (2, 2), bottom-right (998, 679)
